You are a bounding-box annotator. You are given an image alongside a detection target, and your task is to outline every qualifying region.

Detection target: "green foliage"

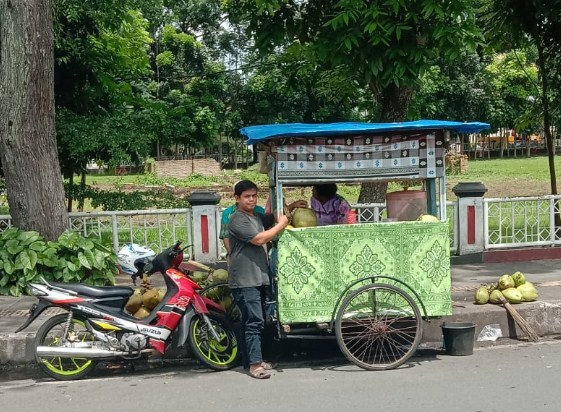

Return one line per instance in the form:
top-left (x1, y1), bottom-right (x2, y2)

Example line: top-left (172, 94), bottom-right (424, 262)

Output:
top-left (56, 108), bottom-right (156, 179)
top-left (0, 228), bottom-right (118, 297)
top-left (231, 0), bottom-right (481, 92)
top-left (0, 178), bottom-right (7, 214)
top-left (409, 52), bottom-right (494, 125)
top-left (64, 182), bottom-right (187, 211)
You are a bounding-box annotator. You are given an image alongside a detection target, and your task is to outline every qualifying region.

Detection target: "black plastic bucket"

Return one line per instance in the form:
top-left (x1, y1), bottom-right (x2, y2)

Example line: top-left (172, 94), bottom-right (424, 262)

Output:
top-left (441, 322), bottom-right (476, 356)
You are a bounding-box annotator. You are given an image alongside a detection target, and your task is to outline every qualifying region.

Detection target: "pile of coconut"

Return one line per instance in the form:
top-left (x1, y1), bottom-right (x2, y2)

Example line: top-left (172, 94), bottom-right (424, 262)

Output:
top-left (125, 286), bottom-right (166, 318)
top-left (474, 272), bottom-right (538, 305)
top-left (125, 268), bottom-right (230, 318)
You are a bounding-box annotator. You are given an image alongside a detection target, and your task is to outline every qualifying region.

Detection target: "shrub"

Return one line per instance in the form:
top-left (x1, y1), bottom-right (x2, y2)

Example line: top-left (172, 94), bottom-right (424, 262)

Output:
top-left (0, 228), bottom-right (118, 296)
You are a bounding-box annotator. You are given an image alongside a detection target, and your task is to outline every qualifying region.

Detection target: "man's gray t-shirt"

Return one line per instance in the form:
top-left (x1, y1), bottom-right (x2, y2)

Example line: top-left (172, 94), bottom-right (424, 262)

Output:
top-left (228, 210), bottom-right (271, 288)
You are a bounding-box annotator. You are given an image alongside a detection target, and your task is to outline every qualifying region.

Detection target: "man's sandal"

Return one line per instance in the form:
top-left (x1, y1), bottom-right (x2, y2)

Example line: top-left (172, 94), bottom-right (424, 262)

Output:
top-left (249, 366), bottom-right (271, 379)
top-left (261, 361), bottom-right (277, 370)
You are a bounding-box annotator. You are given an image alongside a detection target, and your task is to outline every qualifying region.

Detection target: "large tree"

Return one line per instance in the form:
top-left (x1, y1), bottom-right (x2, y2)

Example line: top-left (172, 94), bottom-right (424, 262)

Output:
top-left (482, 0), bottom-right (561, 196)
top-left (227, 0), bottom-right (481, 202)
top-left (0, 0), bottom-right (68, 240)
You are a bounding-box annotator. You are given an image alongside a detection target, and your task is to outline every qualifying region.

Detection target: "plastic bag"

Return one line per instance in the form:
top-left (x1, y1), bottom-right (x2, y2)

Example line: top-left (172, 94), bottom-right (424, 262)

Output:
top-left (477, 324), bottom-right (503, 342)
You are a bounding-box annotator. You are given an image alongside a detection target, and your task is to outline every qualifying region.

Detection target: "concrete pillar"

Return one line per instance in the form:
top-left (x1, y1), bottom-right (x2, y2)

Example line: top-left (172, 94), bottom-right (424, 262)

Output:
top-left (186, 191), bottom-right (221, 264)
top-left (452, 182), bottom-right (488, 255)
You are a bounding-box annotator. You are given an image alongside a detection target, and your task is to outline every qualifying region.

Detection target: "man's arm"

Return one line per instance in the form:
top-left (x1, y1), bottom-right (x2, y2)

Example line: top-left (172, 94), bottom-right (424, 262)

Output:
top-left (223, 238), bottom-right (231, 255)
top-left (250, 215), bottom-right (289, 246)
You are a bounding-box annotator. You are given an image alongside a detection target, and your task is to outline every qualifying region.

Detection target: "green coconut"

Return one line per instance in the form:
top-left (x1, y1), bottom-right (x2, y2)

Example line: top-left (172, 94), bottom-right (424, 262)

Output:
top-left (517, 281), bottom-right (538, 302)
top-left (204, 287), bottom-right (222, 301)
top-left (474, 286), bottom-right (490, 304)
top-left (489, 289), bottom-right (504, 304)
top-left (417, 214), bottom-right (439, 222)
top-left (512, 271), bottom-right (526, 287)
top-left (502, 287), bottom-right (523, 304)
top-left (292, 208), bottom-right (318, 228)
top-left (219, 295), bottom-right (234, 311)
top-left (212, 268), bottom-right (229, 282)
top-left (191, 271), bottom-right (209, 283)
top-left (498, 274), bottom-right (515, 290)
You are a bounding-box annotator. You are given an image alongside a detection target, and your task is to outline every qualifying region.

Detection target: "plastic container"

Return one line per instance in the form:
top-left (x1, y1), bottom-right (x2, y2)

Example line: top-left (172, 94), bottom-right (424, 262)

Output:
top-left (385, 190), bottom-right (427, 221)
top-left (441, 322), bottom-right (476, 356)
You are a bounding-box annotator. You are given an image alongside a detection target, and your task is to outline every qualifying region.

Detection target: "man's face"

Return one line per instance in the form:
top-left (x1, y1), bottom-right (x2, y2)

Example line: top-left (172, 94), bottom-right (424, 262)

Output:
top-left (235, 188), bottom-right (258, 213)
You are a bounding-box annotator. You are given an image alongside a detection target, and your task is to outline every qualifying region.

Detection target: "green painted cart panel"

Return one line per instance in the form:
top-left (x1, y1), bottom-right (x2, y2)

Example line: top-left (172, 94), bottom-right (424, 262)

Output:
top-left (276, 221), bottom-right (452, 324)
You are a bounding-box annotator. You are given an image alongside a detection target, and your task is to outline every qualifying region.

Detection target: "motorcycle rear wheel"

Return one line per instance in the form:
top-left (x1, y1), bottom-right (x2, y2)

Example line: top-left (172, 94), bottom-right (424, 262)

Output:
top-left (188, 312), bottom-right (239, 371)
top-left (35, 314), bottom-right (98, 380)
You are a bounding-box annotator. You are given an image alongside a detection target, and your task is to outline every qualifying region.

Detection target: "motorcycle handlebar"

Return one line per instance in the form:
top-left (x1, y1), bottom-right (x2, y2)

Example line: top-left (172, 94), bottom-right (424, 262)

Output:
top-left (131, 241), bottom-right (192, 285)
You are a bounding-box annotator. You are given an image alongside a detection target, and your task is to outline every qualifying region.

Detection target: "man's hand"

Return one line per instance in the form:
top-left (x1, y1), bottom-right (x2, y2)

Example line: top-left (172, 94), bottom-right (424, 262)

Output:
top-left (287, 200), bottom-right (308, 211)
top-left (277, 214), bottom-right (289, 228)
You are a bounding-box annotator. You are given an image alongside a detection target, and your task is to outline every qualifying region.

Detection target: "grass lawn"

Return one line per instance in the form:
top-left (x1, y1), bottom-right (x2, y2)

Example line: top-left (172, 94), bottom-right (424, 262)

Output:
top-left (2, 155), bottom-right (560, 215)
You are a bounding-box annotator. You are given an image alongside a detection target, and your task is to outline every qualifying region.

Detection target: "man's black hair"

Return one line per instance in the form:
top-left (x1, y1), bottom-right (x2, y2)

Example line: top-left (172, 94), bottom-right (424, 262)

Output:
top-left (234, 180), bottom-right (258, 196)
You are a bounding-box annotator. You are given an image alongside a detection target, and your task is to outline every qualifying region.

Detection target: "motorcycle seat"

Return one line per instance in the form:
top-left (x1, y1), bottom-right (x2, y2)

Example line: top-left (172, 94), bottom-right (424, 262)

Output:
top-left (49, 282), bottom-right (134, 298)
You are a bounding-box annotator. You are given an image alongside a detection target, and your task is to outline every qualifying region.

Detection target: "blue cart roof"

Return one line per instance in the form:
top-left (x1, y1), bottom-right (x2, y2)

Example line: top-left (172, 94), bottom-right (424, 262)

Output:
top-left (240, 119), bottom-right (490, 145)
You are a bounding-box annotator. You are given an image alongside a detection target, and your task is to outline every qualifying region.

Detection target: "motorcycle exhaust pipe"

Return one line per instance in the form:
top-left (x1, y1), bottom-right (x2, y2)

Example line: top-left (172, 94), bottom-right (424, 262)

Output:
top-left (36, 346), bottom-right (155, 358)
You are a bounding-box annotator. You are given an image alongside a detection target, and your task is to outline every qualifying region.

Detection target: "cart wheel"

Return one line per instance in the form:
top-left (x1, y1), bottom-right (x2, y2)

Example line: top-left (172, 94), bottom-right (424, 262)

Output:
top-left (198, 282), bottom-right (241, 323)
top-left (335, 283), bottom-right (422, 370)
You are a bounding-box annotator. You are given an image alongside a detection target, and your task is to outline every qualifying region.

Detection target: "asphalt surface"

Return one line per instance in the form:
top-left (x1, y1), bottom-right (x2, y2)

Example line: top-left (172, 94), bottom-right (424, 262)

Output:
top-left (1, 257), bottom-right (560, 369)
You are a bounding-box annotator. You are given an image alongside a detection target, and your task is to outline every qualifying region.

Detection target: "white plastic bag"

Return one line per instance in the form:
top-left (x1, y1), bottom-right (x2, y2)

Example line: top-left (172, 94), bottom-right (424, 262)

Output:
top-left (477, 324), bottom-right (503, 342)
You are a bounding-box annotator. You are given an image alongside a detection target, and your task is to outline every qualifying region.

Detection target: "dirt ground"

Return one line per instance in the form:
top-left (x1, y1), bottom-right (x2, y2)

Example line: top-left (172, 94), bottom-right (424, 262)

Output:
top-left (445, 178), bottom-right (555, 200)
top-left (91, 176), bottom-right (556, 207)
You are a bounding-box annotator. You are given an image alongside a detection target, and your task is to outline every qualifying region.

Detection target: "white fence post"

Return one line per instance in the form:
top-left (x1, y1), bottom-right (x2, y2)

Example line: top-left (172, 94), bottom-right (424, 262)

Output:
top-left (186, 191), bottom-right (222, 264)
top-left (452, 182), bottom-right (488, 255)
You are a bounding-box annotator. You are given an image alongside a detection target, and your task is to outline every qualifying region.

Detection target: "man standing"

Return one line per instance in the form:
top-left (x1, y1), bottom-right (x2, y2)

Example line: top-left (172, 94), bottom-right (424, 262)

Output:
top-left (228, 180), bottom-right (288, 379)
top-left (219, 190), bottom-right (265, 258)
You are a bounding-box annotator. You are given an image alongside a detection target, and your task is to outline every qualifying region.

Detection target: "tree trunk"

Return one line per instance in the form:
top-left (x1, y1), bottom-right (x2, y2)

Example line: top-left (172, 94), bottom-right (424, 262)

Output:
top-left (0, 0), bottom-right (68, 240)
top-left (358, 83), bottom-right (413, 204)
top-left (536, 42), bottom-right (560, 237)
top-left (536, 45), bottom-right (557, 196)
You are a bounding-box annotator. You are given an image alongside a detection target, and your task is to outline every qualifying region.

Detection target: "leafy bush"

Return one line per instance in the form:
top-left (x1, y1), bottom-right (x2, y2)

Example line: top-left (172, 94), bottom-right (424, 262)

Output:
top-left (0, 228), bottom-right (118, 296)
top-left (65, 182), bottom-right (187, 211)
top-left (0, 177), bottom-right (7, 214)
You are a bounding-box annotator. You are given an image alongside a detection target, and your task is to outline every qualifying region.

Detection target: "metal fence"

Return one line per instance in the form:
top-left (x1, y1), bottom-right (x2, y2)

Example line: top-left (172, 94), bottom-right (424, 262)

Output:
top-left (1, 195), bottom-right (560, 257)
top-left (484, 195), bottom-right (561, 248)
top-left (0, 209), bottom-right (194, 256)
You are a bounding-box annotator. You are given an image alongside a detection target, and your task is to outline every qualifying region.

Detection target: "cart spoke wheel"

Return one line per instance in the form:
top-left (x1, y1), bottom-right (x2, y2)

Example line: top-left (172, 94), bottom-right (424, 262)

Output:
top-left (335, 283), bottom-right (422, 370)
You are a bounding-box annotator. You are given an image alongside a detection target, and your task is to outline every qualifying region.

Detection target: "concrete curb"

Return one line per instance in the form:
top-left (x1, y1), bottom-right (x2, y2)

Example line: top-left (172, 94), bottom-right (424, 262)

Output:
top-left (3, 301), bottom-right (561, 365)
top-left (422, 300), bottom-right (561, 346)
top-left (0, 333), bottom-right (36, 365)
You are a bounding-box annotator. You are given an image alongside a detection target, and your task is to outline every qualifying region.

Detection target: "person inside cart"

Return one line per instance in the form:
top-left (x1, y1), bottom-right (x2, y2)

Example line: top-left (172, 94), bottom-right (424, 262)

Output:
top-left (228, 180), bottom-right (289, 379)
top-left (311, 183), bottom-right (352, 225)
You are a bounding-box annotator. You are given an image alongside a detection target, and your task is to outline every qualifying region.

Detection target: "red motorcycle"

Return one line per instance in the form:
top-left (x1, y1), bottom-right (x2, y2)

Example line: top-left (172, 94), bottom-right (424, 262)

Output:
top-left (16, 241), bottom-right (239, 380)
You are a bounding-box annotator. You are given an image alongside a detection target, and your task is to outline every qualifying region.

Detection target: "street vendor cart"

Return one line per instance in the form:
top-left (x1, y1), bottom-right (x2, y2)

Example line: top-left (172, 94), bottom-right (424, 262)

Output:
top-left (237, 120), bottom-right (490, 370)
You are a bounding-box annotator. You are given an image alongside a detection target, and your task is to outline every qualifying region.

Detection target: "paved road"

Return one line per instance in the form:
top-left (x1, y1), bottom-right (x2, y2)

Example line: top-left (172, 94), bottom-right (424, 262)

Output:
top-left (1, 340), bottom-right (560, 411)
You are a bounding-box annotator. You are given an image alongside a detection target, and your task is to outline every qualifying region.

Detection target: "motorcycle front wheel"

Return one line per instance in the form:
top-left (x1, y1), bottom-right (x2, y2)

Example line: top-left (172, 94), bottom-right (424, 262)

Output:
top-left (35, 314), bottom-right (98, 380)
top-left (188, 312), bottom-right (239, 371)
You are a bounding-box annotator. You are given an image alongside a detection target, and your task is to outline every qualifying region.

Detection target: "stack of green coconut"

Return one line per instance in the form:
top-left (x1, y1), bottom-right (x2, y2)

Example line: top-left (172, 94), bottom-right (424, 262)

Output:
top-left (474, 272), bottom-right (539, 304)
top-left (191, 268), bottom-right (234, 311)
top-left (124, 268), bottom-right (231, 318)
